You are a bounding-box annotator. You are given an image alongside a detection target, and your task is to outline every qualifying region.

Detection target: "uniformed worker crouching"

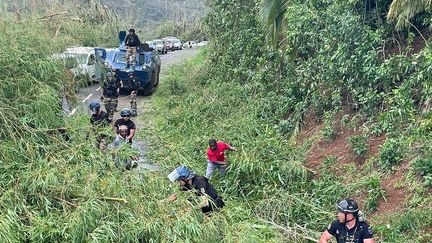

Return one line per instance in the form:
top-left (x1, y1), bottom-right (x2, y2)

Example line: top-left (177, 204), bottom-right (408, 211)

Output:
top-left (167, 166), bottom-right (225, 214)
top-left (319, 199), bottom-right (374, 243)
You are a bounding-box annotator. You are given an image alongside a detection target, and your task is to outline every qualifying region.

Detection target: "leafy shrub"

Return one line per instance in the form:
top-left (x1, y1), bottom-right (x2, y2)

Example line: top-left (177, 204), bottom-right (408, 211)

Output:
top-left (379, 137), bottom-right (405, 169)
top-left (362, 173), bottom-right (386, 212)
top-left (411, 157), bottom-right (432, 187)
top-left (347, 135), bottom-right (369, 157)
top-left (322, 112), bottom-right (337, 142)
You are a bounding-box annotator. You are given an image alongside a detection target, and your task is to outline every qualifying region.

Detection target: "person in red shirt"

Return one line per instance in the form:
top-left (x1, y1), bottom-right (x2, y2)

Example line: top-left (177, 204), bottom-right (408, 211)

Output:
top-left (206, 138), bottom-right (237, 179)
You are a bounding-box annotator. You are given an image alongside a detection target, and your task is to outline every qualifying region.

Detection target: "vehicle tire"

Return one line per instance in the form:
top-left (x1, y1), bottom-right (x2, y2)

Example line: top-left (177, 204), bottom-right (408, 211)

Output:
top-left (141, 72), bottom-right (156, 96)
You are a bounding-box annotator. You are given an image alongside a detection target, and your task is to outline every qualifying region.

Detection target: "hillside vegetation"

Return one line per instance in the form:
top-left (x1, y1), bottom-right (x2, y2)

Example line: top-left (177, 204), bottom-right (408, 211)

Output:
top-left (145, 0), bottom-right (432, 241)
top-left (2, 0), bottom-right (208, 40)
top-left (1, 0), bottom-right (432, 242)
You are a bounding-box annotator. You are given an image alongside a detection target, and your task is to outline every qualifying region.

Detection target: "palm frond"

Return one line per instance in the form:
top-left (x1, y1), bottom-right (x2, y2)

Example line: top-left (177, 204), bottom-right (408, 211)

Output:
top-left (260, 0), bottom-right (288, 48)
top-left (388, 0), bottom-right (432, 29)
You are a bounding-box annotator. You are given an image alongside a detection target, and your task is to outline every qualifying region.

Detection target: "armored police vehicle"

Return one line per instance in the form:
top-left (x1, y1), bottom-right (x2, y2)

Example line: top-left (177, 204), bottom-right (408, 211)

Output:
top-left (95, 31), bottom-right (161, 96)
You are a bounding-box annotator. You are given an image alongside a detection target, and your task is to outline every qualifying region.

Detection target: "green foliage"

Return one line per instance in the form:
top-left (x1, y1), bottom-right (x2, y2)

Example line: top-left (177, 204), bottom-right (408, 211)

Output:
top-left (200, 0), bottom-right (432, 240)
top-left (374, 206), bottom-right (432, 241)
top-left (362, 173), bottom-right (386, 212)
top-left (347, 134), bottom-right (369, 157)
top-left (379, 137), bottom-right (405, 169)
top-left (152, 20), bottom-right (208, 41)
top-left (322, 111), bottom-right (337, 142)
top-left (412, 157), bottom-right (432, 187)
top-left (323, 156), bottom-right (337, 166)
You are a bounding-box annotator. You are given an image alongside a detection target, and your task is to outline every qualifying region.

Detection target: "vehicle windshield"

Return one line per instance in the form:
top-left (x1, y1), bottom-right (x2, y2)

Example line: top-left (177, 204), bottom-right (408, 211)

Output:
top-left (154, 40), bottom-right (163, 45)
top-left (114, 52), bottom-right (127, 63)
top-left (173, 39), bottom-right (181, 43)
top-left (66, 53), bottom-right (87, 64)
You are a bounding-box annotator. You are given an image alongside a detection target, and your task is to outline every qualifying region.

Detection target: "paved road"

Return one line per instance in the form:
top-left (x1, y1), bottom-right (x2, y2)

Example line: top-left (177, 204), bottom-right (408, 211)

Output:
top-left (69, 47), bottom-right (200, 170)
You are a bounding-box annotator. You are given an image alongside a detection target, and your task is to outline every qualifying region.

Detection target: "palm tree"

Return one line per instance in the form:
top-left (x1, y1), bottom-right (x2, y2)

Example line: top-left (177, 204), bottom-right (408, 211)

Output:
top-left (260, 0), bottom-right (288, 48)
top-left (388, 0), bottom-right (432, 29)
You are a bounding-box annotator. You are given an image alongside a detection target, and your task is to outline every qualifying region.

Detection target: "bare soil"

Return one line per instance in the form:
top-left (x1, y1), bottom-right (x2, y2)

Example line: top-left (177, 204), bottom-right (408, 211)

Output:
top-left (370, 161), bottom-right (410, 219)
top-left (299, 111), bottom-right (411, 221)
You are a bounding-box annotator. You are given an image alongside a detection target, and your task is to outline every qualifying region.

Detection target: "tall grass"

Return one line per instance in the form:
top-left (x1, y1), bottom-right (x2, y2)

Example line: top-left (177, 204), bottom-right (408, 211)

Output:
top-left (0, 3), bottom-right (288, 242)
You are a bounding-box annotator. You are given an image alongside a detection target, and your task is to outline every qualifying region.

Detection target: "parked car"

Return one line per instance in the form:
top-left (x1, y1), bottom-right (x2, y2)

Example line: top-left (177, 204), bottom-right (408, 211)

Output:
top-left (197, 41), bottom-right (209, 47)
top-left (153, 39), bottom-right (167, 54)
top-left (53, 47), bottom-right (103, 84)
top-left (163, 38), bottom-right (175, 51)
top-left (145, 41), bottom-right (156, 50)
top-left (182, 41), bottom-right (197, 48)
top-left (171, 38), bottom-right (182, 50)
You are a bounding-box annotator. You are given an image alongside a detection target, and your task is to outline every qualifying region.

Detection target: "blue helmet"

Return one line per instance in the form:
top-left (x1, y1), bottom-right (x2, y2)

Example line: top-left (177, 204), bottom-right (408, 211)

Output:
top-left (167, 166), bottom-right (194, 182)
top-left (120, 108), bottom-right (132, 117)
top-left (89, 101), bottom-right (101, 111)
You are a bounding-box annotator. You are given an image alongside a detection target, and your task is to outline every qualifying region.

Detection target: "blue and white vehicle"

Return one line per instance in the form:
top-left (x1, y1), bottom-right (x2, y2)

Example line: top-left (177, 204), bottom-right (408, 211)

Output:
top-left (95, 31), bottom-right (161, 96)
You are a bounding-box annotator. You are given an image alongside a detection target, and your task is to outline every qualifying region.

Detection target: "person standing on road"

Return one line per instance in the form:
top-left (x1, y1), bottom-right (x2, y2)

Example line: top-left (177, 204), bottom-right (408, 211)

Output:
top-left (167, 166), bottom-right (225, 214)
top-left (125, 28), bottom-right (141, 68)
top-left (114, 108), bottom-right (136, 144)
top-left (128, 71), bottom-right (138, 117)
top-left (89, 101), bottom-right (110, 149)
top-left (101, 70), bottom-right (121, 123)
top-left (205, 138), bottom-right (237, 179)
top-left (319, 199), bottom-right (374, 243)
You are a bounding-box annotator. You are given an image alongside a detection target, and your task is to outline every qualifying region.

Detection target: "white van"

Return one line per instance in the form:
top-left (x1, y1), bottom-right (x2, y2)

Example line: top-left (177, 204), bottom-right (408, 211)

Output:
top-left (63, 47), bottom-right (103, 82)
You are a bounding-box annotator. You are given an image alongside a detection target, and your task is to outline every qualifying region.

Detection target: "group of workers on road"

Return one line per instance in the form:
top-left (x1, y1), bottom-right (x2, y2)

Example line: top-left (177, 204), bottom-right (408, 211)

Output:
top-left (98, 28), bottom-right (141, 124)
top-left (89, 99), bottom-right (137, 169)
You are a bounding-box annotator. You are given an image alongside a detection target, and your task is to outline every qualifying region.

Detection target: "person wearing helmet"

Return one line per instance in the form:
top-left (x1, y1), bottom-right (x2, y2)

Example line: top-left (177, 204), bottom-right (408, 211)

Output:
top-left (128, 71), bottom-right (138, 117)
top-left (113, 108), bottom-right (136, 144)
top-left (167, 166), bottom-right (225, 214)
top-left (319, 199), bottom-right (374, 243)
top-left (124, 28), bottom-right (141, 68)
top-left (89, 100), bottom-right (110, 149)
top-left (205, 138), bottom-right (237, 179)
top-left (89, 101), bottom-right (109, 126)
top-left (101, 70), bottom-right (122, 123)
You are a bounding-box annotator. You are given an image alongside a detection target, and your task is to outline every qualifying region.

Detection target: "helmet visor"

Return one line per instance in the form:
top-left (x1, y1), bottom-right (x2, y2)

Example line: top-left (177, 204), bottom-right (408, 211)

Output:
top-left (168, 169), bottom-right (180, 182)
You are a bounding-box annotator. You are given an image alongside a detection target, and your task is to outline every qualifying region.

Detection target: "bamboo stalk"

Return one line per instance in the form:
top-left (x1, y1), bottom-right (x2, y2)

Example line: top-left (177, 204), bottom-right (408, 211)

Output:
top-left (257, 217), bottom-right (319, 242)
top-left (99, 196), bottom-right (128, 203)
top-left (53, 196), bottom-right (78, 208)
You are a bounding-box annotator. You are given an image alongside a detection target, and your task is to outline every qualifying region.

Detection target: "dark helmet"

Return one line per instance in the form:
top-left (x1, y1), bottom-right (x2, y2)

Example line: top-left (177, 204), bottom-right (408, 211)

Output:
top-left (167, 166), bottom-right (194, 182)
top-left (120, 108), bottom-right (132, 117)
top-left (89, 101), bottom-right (101, 111)
top-left (337, 199), bottom-right (359, 214)
top-left (129, 28), bottom-right (135, 33)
